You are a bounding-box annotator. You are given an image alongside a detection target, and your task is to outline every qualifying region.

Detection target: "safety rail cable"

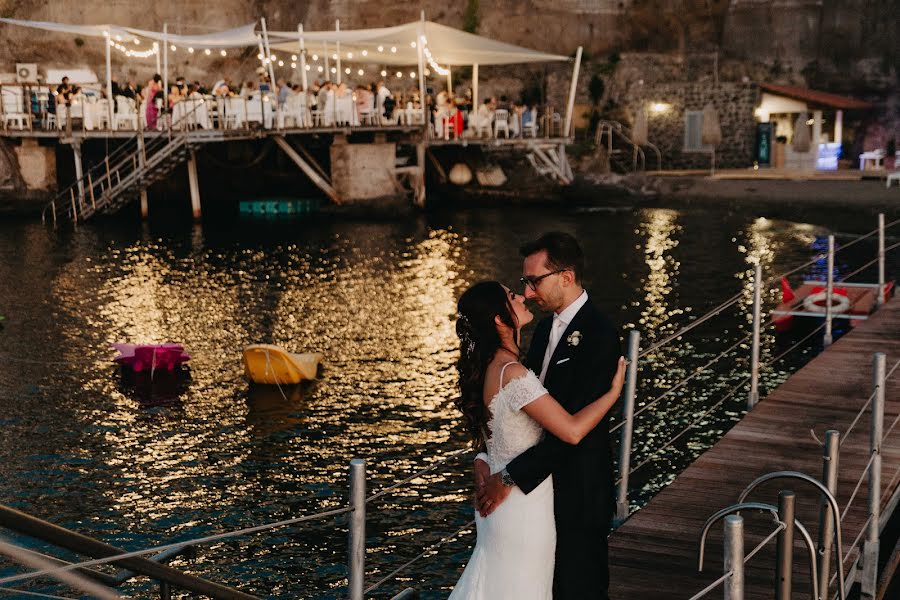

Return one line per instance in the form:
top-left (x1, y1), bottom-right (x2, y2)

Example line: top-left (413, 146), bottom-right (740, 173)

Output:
top-left (841, 356), bottom-right (900, 446)
top-left (880, 358), bottom-right (900, 443)
top-left (611, 331), bottom-right (753, 434)
top-left (641, 216), bottom-right (900, 361)
top-left (840, 451), bottom-right (877, 522)
top-left (366, 448), bottom-right (470, 504)
top-left (623, 322), bottom-right (826, 482)
top-left (840, 239), bottom-right (900, 282)
top-left (686, 522), bottom-right (785, 600)
top-left (828, 513), bottom-right (873, 594)
top-left (363, 519), bottom-right (475, 595)
top-left (0, 505), bottom-right (353, 588)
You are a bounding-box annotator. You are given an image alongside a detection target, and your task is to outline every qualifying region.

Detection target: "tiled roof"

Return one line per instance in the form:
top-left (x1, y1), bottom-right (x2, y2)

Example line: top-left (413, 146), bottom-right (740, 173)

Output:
top-left (758, 82), bottom-right (874, 110)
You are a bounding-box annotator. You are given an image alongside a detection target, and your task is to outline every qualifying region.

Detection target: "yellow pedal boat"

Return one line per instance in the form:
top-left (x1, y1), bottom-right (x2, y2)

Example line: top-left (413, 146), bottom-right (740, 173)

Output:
top-left (242, 344), bottom-right (324, 384)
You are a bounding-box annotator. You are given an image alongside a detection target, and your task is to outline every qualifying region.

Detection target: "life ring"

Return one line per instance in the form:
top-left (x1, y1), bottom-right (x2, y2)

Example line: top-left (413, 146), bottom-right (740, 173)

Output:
top-left (802, 291), bottom-right (850, 314)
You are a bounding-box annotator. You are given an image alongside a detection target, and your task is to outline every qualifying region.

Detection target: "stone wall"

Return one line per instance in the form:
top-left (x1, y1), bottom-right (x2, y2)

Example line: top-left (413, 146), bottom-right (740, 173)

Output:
top-left (619, 82), bottom-right (760, 170)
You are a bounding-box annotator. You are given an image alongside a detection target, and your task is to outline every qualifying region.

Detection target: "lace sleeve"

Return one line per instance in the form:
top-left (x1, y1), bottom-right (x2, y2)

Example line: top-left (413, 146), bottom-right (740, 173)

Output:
top-left (505, 370), bottom-right (549, 411)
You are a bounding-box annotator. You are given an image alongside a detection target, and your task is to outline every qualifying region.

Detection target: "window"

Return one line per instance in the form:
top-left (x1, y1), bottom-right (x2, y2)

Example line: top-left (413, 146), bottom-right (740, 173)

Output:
top-left (684, 110), bottom-right (711, 152)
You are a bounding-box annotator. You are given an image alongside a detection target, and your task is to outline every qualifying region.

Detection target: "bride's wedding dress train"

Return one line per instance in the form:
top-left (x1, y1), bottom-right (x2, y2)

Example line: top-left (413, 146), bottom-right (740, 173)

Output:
top-left (449, 366), bottom-right (555, 600)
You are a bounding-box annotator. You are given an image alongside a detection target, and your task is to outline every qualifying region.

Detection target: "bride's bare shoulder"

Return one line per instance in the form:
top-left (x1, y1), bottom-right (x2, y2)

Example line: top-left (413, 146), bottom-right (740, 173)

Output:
top-left (500, 361), bottom-right (529, 386)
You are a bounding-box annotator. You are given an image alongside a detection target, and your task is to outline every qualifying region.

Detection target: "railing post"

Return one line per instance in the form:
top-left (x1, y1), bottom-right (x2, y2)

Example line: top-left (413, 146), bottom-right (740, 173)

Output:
top-left (69, 188), bottom-right (78, 225)
top-left (824, 235), bottom-right (834, 346)
top-left (615, 330), bottom-right (640, 524)
top-left (775, 490), bottom-right (796, 600)
top-left (51, 201), bottom-right (57, 227)
top-left (159, 581), bottom-right (171, 600)
top-left (748, 263), bottom-right (763, 409)
top-left (724, 515), bottom-right (744, 600)
top-left (817, 430), bottom-right (840, 596)
top-left (348, 459), bottom-right (366, 600)
top-left (861, 352), bottom-right (885, 598)
top-left (877, 213), bottom-right (885, 307)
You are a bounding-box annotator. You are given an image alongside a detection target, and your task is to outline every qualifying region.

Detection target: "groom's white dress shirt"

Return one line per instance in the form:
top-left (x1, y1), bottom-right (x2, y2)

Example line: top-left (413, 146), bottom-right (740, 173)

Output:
top-left (538, 290), bottom-right (588, 384)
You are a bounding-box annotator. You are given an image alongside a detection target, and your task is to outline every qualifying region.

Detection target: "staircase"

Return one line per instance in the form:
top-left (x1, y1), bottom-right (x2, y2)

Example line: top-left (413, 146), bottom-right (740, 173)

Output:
top-left (594, 120), bottom-right (662, 174)
top-left (42, 101), bottom-right (213, 225)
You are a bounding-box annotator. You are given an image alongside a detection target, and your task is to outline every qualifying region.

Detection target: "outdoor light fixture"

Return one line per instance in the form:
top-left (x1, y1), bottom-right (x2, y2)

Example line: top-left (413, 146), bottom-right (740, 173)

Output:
top-left (396, 71), bottom-right (402, 78)
top-left (133, 39), bottom-right (140, 45)
top-left (278, 60), bottom-right (284, 66)
top-left (331, 67), bottom-right (336, 74)
top-left (357, 68), bottom-right (364, 76)
top-left (271, 54), bottom-right (277, 60)
top-left (188, 47), bottom-right (194, 53)
top-left (409, 71), bottom-right (416, 78)
top-left (221, 50), bottom-right (227, 57)
top-left (317, 66), bottom-right (323, 72)
top-left (291, 62), bottom-right (297, 68)
top-left (411, 42), bottom-right (416, 48)
top-left (291, 54), bottom-right (297, 61)
top-left (115, 35), bottom-right (122, 41)
top-left (390, 46), bottom-right (397, 53)
top-left (332, 53), bottom-right (338, 60)
top-left (205, 49), bottom-right (211, 55)
top-left (345, 67), bottom-right (351, 74)
top-left (312, 54), bottom-right (318, 61)
top-left (361, 50), bottom-right (368, 56)
top-left (380, 70), bottom-right (387, 76)
top-left (305, 65), bottom-right (311, 71)
top-left (171, 45), bottom-right (176, 51)
top-left (347, 52), bottom-right (353, 59)
top-left (377, 45), bottom-right (384, 52)
top-left (650, 102), bottom-right (670, 114)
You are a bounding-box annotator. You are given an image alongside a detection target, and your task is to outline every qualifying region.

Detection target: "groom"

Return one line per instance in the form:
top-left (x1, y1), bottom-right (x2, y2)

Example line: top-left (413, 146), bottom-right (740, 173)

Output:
top-left (475, 231), bottom-right (622, 599)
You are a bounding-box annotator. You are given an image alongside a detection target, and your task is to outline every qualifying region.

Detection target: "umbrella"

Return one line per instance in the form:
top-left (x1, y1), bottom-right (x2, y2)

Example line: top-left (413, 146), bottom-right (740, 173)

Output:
top-left (792, 112), bottom-right (811, 153)
top-left (701, 103), bottom-right (722, 173)
top-left (632, 106), bottom-right (648, 145)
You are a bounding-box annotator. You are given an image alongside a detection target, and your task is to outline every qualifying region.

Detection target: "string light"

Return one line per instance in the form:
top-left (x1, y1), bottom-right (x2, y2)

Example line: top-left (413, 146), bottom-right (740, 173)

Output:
top-left (380, 69), bottom-right (387, 76)
top-left (133, 39), bottom-right (140, 45)
top-left (188, 47), bottom-right (194, 53)
top-left (271, 54), bottom-right (277, 60)
top-left (220, 50), bottom-right (227, 57)
top-left (361, 50), bottom-right (368, 56)
top-left (204, 48), bottom-right (211, 55)
top-left (330, 67), bottom-right (336, 74)
top-left (317, 66), bottom-right (323, 72)
top-left (257, 53), bottom-right (264, 60)
top-left (170, 44), bottom-right (176, 51)
top-left (345, 67), bottom-right (350, 74)
top-left (305, 65), bottom-right (311, 71)
top-left (291, 62), bottom-right (297, 69)
top-left (377, 45), bottom-right (384, 52)
top-left (347, 52), bottom-right (353, 59)
top-left (332, 53), bottom-right (337, 60)
top-left (357, 68), bottom-right (364, 76)
top-left (291, 54), bottom-right (297, 61)
top-left (409, 71), bottom-right (416, 78)
top-left (410, 41), bottom-right (416, 48)
top-left (312, 54), bottom-right (318, 61)
top-left (395, 71), bottom-right (402, 78)
top-left (420, 35), bottom-right (449, 76)
top-left (278, 60), bottom-right (284, 66)
top-left (390, 46), bottom-right (397, 53)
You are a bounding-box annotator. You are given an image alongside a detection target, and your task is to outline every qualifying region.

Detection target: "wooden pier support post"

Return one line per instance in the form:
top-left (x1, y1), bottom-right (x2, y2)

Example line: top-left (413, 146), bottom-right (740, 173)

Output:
top-left (72, 140), bottom-right (85, 205)
top-left (348, 459), bottom-right (366, 600)
top-left (817, 430), bottom-right (840, 596)
top-left (414, 141), bottom-right (426, 208)
top-left (187, 149), bottom-right (201, 221)
top-left (824, 235), bottom-right (835, 346)
top-left (724, 515), bottom-right (745, 600)
top-left (615, 330), bottom-right (640, 524)
top-left (136, 134), bottom-right (149, 219)
top-left (748, 263), bottom-right (762, 409)
top-left (877, 213), bottom-right (885, 307)
top-left (862, 352), bottom-right (885, 598)
top-left (775, 490), bottom-right (796, 600)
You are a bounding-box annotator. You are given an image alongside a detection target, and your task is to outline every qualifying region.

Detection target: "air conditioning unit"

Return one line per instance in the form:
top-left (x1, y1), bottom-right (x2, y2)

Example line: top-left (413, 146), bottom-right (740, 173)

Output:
top-left (16, 63), bottom-right (37, 83)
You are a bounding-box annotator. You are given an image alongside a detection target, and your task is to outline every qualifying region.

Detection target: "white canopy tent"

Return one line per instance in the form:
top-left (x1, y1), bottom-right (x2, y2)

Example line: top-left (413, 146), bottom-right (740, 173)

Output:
top-left (268, 19), bottom-right (576, 134)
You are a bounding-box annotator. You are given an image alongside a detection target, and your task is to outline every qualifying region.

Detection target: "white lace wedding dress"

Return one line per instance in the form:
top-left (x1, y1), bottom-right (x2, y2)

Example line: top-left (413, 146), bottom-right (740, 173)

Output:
top-left (449, 364), bottom-right (555, 600)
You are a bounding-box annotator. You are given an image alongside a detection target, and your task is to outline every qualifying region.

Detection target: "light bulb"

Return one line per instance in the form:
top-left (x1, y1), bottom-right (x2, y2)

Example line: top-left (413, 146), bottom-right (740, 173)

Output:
top-left (220, 50), bottom-right (227, 57)
top-left (291, 62), bottom-right (297, 69)
top-left (330, 67), bottom-right (336, 73)
top-left (188, 47), bottom-right (194, 53)
top-left (257, 53), bottom-right (264, 60)
top-left (357, 69), bottom-right (364, 76)
top-left (361, 50), bottom-right (368, 56)
top-left (171, 45), bottom-right (176, 51)
top-left (332, 53), bottom-right (337, 60)
top-left (347, 52), bottom-right (353, 59)
top-left (345, 67), bottom-right (350, 74)
top-left (312, 54), bottom-right (318, 61)
top-left (380, 70), bottom-right (387, 77)
top-left (390, 46), bottom-right (397, 53)
top-left (278, 60), bottom-right (284, 66)
top-left (133, 39), bottom-right (140, 45)
top-left (396, 71), bottom-right (402, 78)
top-left (410, 42), bottom-right (416, 48)
top-left (291, 54), bottom-right (297, 61)
top-left (410, 71), bottom-right (416, 78)
top-left (317, 66), bottom-right (323, 72)
top-left (306, 65), bottom-right (311, 71)
top-left (204, 48), bottom-right (211, 55)
top-left (377, 46), bottom-right (384, 52)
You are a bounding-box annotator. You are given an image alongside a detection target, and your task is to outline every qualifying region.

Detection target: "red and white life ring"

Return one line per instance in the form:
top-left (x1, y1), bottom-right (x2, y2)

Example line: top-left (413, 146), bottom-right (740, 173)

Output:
top-left (802, 291), bottom-right (851, 314)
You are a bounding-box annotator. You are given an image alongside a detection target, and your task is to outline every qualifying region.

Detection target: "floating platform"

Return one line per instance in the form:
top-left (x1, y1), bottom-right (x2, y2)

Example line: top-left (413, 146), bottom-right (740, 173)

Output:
top-left (242, 344), bottom-right (323, 385)
top-left (772, 280), bottom-right (893, 332)
top-left (238, 198), bottom-right (321, 217)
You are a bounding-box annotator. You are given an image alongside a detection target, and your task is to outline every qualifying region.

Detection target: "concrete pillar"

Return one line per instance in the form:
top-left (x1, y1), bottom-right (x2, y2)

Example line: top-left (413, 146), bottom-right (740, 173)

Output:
top-left (415, 141), bottom-right (426, 208)
top-left (812, 110), bottom-right (823, 169)
top-left (140, 190), bottom-right (149, 219)
top-left (72, 141), bottom-right (84, 204)
top-left (187, 150), bottom-right (201, 221)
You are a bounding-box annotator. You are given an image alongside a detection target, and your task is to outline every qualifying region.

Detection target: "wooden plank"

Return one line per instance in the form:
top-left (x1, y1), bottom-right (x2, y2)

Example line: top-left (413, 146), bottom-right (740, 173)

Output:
top-left (609, 297), bottom-right (900, 600)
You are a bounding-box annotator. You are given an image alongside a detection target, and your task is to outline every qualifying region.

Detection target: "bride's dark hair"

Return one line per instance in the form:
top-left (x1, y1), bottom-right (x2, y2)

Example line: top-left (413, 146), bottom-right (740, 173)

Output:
top-left (455, 281), bottom-right (519, 450)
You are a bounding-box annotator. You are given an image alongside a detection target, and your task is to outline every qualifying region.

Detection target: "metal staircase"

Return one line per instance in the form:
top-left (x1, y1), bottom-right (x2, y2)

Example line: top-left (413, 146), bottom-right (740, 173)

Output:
top-left (42, 101), bottom-right (211, 225)
top-left (594, 119), bottom-right (662, 174)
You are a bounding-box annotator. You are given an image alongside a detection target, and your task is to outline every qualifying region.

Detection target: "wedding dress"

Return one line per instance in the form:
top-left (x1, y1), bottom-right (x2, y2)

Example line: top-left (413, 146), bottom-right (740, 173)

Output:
top-left (449, 364), bottom-right (555, 600)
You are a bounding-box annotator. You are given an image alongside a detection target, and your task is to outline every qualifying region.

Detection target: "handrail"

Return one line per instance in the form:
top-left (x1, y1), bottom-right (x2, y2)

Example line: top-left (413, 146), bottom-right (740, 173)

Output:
top-left (595, 119), bottom-right (662, 171)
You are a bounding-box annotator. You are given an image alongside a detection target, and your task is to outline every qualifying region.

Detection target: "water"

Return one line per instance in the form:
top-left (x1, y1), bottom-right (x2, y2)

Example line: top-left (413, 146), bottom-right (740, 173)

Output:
top-left (0, 203), bottom-right (895, 599)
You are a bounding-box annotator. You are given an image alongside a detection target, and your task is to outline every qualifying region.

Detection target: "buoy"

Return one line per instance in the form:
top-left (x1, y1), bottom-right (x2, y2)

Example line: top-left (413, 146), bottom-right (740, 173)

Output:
top-left (242, 344), bottom-right (324, 385)
top-left (449, 163), bottom-right (473, 185)
top-left (802, 291), bottom-right (851, 314)
top-left (111, 343), bottom-right (191, 372)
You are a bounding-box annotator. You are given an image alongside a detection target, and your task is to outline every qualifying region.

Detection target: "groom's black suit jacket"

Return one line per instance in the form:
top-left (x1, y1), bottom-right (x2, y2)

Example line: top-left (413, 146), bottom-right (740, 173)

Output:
top-left (505, 296), bottom-right (621, 599)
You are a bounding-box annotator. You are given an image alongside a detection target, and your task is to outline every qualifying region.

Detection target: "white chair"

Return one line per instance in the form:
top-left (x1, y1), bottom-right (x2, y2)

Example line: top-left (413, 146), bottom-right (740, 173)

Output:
top-left (114, 96), bottom-right (138, 130)
top-left (859, 149), bottom-right (885, 170)
top-left (335, 96), bottom-right (355, 126)
top-left (522, 109), bottom-right (538, 138)
top-left (222, 97), bottom-right (247, 129)
top-left (1, 88), bottom-right (32, 131)
top-left (494, 109), bottom-right (510, 138)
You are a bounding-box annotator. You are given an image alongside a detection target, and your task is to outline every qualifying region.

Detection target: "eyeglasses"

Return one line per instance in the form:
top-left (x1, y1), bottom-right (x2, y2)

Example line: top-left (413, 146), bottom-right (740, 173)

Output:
top-left (520, 269), bottom-right (567, 292)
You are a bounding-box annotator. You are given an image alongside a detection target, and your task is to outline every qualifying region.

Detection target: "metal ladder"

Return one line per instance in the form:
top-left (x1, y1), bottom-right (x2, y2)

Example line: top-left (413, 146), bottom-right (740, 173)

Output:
top-left (594, 119), bottom-right (662, 173)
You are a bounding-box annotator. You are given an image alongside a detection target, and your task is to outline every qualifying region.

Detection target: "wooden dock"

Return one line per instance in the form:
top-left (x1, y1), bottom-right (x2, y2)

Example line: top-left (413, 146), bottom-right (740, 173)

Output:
top-left (609, 297), bottom-right (900, 599)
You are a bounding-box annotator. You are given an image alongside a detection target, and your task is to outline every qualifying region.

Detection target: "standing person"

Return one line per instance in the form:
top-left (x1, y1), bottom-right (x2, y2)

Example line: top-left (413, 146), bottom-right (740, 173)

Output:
top-left (449, 277), bottom-right (625, 599)
top-left (474, 232), bottom-right (623, 600)
top-left (145, 74), bottom-right (162, 130)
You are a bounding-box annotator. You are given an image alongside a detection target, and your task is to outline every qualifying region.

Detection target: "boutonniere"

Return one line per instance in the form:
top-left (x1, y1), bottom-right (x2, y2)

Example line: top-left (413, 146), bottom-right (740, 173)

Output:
top-left (566, 331), bottom-right (582, 347)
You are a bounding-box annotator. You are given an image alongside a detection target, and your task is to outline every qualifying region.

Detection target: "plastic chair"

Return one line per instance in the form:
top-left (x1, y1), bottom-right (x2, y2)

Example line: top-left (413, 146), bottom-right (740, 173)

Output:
top-left (494, 109), bottom-right (510, 138)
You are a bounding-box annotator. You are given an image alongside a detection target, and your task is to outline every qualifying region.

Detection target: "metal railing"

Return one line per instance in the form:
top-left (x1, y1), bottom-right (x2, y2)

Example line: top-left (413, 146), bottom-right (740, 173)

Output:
top-left (594, 119), bottom-right (663, 172)
top-left (688, 351), bottom-right (900, 600)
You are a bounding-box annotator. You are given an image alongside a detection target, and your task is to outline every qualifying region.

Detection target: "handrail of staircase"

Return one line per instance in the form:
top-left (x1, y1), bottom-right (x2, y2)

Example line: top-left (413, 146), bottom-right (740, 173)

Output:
top-left (42, 100), bottom-right (206, 224)
top-left (595, 119), bottom-right (662, 172)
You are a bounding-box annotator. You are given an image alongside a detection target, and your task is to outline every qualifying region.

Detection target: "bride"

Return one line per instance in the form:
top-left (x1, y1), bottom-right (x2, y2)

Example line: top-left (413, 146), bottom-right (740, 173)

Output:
top-left (449, 281), bottom-right (625, 599)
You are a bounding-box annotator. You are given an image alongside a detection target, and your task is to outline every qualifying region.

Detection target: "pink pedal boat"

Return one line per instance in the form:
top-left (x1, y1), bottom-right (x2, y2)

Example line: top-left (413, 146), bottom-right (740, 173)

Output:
top-left (111, 343), bottom-right (191, 373)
